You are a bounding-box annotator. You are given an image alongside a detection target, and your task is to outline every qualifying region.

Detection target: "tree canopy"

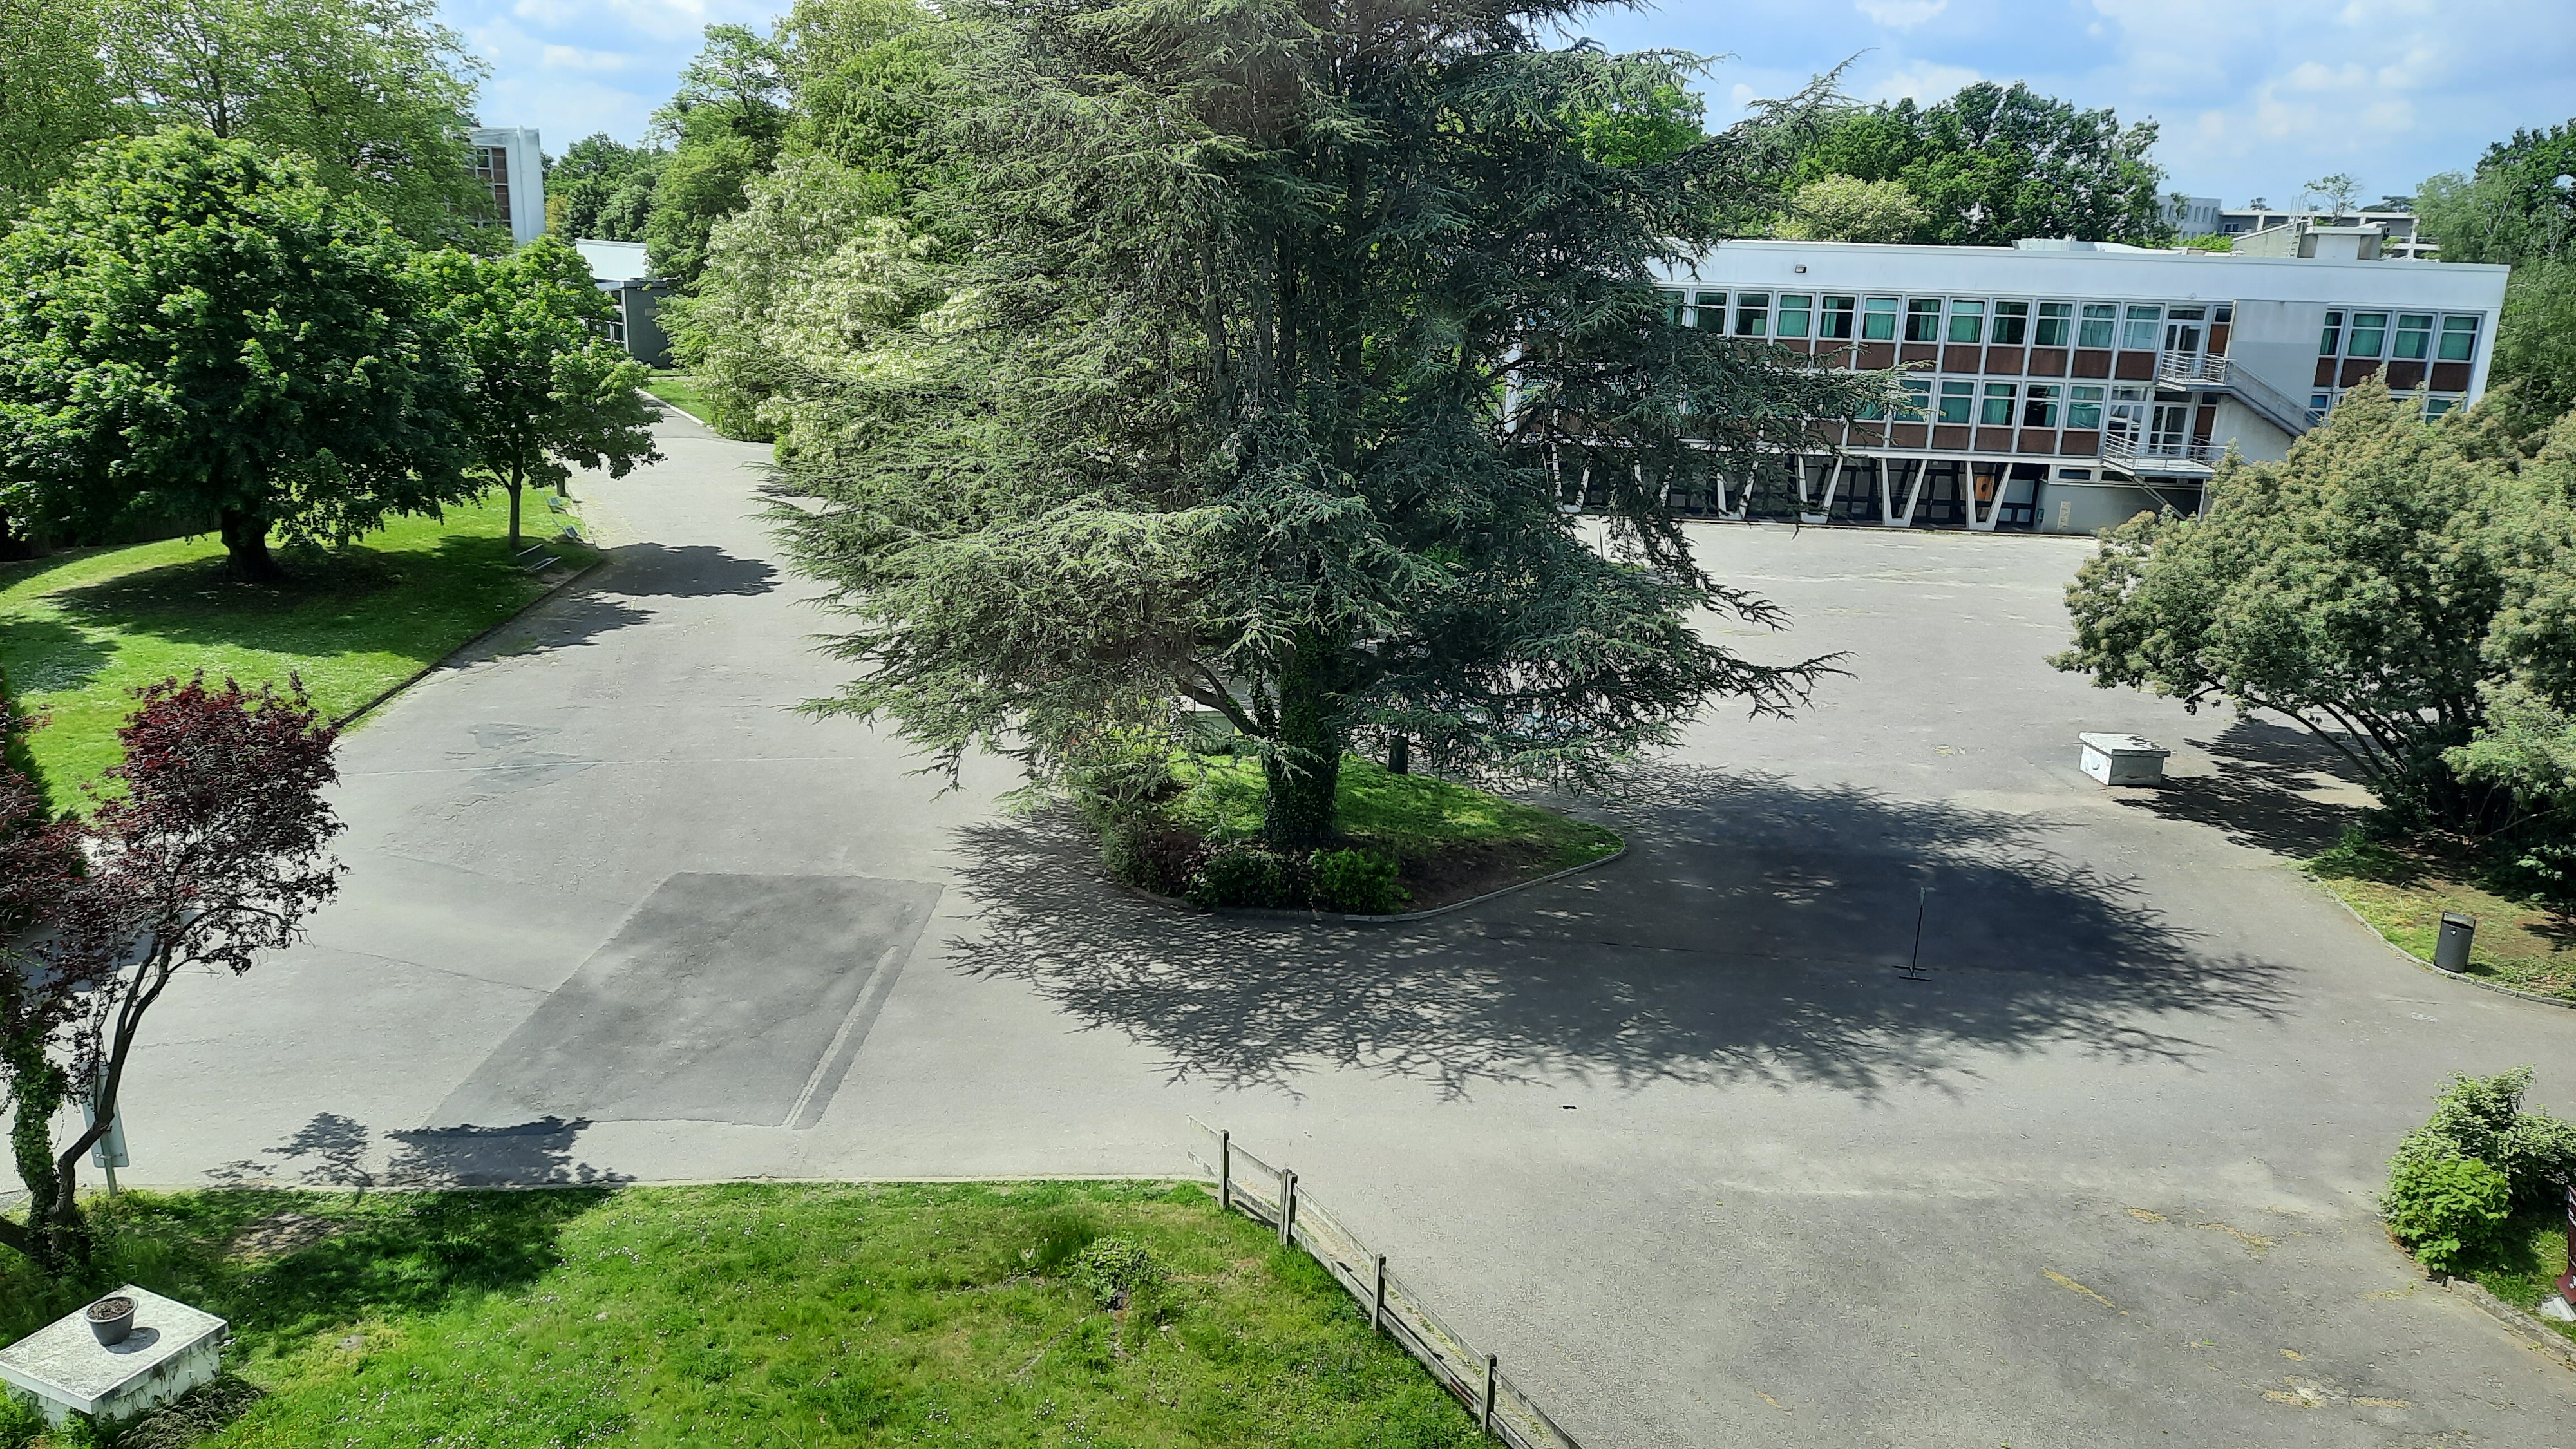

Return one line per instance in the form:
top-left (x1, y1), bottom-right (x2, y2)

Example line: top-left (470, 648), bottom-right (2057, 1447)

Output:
top-left (1785, 82), bottom-right (2171, 246)
top-left (0, 129), bottom-right (473, 577)
top-left (770, 0), bottom-right (1882, 849)
top-left (546, 133), bottom-right (667, 242)
top-left (646, 23), bottom-right (795, 285)
top-left (0, 0), bottom-right (118, 214)
top-left (2418, 117), bottom-right (2576, 433)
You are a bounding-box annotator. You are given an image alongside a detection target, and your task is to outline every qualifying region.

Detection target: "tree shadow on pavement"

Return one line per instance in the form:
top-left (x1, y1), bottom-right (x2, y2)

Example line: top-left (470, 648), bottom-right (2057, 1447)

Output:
top-left (2116, 715), bottom-right (2369, 857)
top-left (952, 762), bottom-right (2288, 1100)
top-left (205, 1112), bottom-right (630, 1191)
top-left (596, 542), bottom-right (777, 598)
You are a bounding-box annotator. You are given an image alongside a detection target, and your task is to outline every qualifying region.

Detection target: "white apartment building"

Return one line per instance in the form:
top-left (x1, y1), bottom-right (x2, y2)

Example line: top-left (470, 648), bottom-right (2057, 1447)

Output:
top-left (1646, 235), bottom-right (2508, 534)
top-left (468, 126), bottom-right (546, 247)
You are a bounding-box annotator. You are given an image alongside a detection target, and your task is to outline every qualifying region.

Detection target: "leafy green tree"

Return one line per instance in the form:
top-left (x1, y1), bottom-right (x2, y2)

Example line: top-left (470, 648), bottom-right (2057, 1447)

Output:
top-left (415, 238), bottom-right (664, 548)
top-left (0, 130), bottom-right (472, 578)
top-left (0, 0), bottom-right (118, 214)
top-left (547, 133), bottom-right (667, 242)
top-left (773, 0), bottom-right (1881, 849)
top-left (783, 0), bottom-right (968, 205)
top-left (2054, 377), bottom-right (2571, 831)
top-left (2418, 120), bottom-right (2576, 435)
top-left (94, 0), bottom-right (489, 246)
top-left (1776, 173), bottom-right (1926, 242)
top-left (646, 23), bottom-right (794, 285)
top-left (1790, 83), bottom-right (2170, 246)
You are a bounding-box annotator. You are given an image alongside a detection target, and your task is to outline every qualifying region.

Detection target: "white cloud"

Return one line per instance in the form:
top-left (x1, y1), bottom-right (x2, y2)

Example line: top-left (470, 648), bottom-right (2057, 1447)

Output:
top-left (1853, 0), bottom-right (1947, 28)
top-left (542, 44), bottom-right (631, 73)
top-left (1869, 61), bottom-right (1983, 104)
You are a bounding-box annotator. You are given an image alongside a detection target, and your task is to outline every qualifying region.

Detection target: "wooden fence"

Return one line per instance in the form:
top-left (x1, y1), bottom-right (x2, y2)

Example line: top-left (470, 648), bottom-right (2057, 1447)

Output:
top-left (1188, 1121), bottom-right (1585, 1449)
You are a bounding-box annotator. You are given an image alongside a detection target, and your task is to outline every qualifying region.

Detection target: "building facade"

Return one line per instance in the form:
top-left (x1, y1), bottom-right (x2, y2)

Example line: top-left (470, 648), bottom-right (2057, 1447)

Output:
top-left (1647, 236), bottom-right (2507, 534)
top-left (2163, 194), bottom-right (2223, 238)
top-left (2218, 205), bottom-right (2434, 259)
top-left (468, 126), bottom-right (546, 248)
top-left (572, 238), bottom-right (672, 367)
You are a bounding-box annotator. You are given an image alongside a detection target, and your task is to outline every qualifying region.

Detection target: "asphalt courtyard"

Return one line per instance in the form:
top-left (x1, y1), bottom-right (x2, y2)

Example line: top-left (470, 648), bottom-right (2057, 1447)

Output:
top-left (112, 411), bottom-right (2576, 1446)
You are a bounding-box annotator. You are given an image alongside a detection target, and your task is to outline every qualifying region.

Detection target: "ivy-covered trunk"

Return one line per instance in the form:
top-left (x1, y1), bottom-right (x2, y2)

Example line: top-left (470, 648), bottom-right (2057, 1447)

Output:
top-left (1262, 641), bottom-right (1342, 852)
top-left (1, 1030), bottom-right (78, 1271)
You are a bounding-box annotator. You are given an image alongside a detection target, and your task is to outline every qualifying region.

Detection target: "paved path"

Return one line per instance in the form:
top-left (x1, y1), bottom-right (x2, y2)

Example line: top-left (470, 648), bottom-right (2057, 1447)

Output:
top-left (120, 413), bottom-right (2575, 1446)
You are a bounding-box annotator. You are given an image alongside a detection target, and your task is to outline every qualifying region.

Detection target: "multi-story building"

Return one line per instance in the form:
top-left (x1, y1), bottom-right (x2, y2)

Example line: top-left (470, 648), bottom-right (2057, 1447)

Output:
top-left (2163, 194), bottom-right (2223, 238)
top-left (571, 239), bottom-right (673, 367)
top-left (468, 126), bottom-right (546, 248)
top-left (2217, 204), bottom-right (2434, 259)
top-left (1647, 234), bottom-right (2507, 534)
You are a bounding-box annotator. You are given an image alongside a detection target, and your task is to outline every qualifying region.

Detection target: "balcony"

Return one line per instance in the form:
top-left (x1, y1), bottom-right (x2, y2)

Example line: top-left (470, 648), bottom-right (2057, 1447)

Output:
top-left (2154, 350), bottom-right (2313, 439)
top-left (2101, 431), bottom-right (2215, 474)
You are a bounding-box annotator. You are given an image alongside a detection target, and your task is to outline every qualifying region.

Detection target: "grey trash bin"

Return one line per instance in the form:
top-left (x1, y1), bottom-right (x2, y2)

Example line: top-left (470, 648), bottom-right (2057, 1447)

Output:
top-left (2434, 912), bottom-right (2476, 973)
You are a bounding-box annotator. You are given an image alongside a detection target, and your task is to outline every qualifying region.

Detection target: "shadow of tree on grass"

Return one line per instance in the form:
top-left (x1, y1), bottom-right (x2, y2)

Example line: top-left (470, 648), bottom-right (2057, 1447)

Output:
top-left (952, 762), bottom-right (2288, 1101)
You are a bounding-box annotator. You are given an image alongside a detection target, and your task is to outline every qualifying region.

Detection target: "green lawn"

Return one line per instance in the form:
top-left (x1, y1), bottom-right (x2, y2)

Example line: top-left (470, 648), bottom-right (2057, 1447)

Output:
top-left (0, 1183), bottom-right (1481, 1448)
top-left (644, 371), bottom-right (717, 425)
top-left (2306, 835), bottom-right (2576, 1002)
top-left (0, 492), bottom-right (592, 813)
top-left (2461, 1209), bottom-right (2576, 1347)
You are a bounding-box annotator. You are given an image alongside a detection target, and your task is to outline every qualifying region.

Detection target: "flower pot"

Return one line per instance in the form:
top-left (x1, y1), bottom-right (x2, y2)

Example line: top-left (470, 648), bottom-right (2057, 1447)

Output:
top-left (86, 1295), bottom-right (137, 1347)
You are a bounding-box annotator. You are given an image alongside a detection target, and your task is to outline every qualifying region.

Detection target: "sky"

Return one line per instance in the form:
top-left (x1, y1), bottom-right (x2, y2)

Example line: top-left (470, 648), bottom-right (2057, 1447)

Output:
top-left (447, 0), bottom-right (2576, 207)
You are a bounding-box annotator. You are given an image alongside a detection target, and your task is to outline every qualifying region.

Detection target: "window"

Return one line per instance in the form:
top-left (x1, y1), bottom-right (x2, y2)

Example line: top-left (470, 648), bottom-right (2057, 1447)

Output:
top-left (2319, 310), bottom-right (2344, 355)
top-left (1693, 291), bottom-right (1726, 330)
top-left (1980, 383), bottom-right (2016, 426)
top-left (2067, 384), bottom-right (2105, 429)
top-left (1899, 377), bottom-right (1931, 418)
top-left (2309, 391), bottom-right (2334, 426)
top-left (1947, 299), bottom-right (1985, 343)
top-left (1993, 301), bottom-right (2030, 345)
top-left (2347, 312), bottom-right (2387, 357)
top-left (1776, 293), bottom-right (1812, 339)
top-left (1937, 379), bottom-right (1973, 424)
top-left (1660, 290), bottom-right (1686, 327)
top-left (2121, 305), bottom-right (2160, 350)
top-left (2022, 383), bottom-right (2060, 428)
top-left (1862, 297), bottom-right (1899, 341)
top-left (2213, 305), bottom-right (2233, 324)
top-left (1905, 298), bottom-right (1942, 342)
top-left (2393, 314), bottom-right (2433, 359)
top-left (1820, 296), bottom-right (1857, 339)
top-left (2425, 396), bottom-right (2458, 419)
top-left (1736, 292), bottom-right (1770, 337)
top-left (2079, 303), bottom-right (2116, 348)
top-left (2035, 302), bottom-right (2073, 347)
top-left (2439, 315), bottom-right (2479, 361)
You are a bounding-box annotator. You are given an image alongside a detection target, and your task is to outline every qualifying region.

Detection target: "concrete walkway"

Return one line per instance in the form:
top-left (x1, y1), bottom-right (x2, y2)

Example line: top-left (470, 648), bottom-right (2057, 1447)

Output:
top-left (120, 412), bottom-right (2575, 1446)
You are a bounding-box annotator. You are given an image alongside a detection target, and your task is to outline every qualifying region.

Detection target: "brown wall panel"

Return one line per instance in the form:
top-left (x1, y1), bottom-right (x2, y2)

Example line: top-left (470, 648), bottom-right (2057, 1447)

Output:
top-left (2385, 361), bottom-right (2426, 390)
top-left (2193, 404), bottom-right (2217, 444)
top-left (1985, 348), bottom-right (2026, 375)
top-left (2026, 346), bottom-right (2068, 377)
top-left (2114, 351), bottom-right (2156, 381)
top-left (2432, 361), bottom-right (2473, 391)
top-left (1857, 342), bottom-right (1895, 369)
top-left (2208, 323), bottom-right (2231, 354)
top-left (2072, 349), bottom-right (2113, 379)
top-left (1889, 423), bottom-right (1929, 448)
top-left (2060, 430), bottom-right (2101, 457)
top-left (2315, 358), bottom-right (2338, 386)
top-left (1944, 345), bottom-right (1981, 372)
top-left (1900, 343), bottom-right (1940, 365)
top-left (1973, 427), bottom-right (2015, 452)
top-left (2018, 428), bottom-right (2056, 453)
top-left (1932, 424), bottom-right (1971, 450)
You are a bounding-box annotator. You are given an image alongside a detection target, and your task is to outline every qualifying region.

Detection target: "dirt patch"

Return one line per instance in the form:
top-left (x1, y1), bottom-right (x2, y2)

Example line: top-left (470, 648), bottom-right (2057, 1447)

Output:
top-left (227, 1210), bottom-right (343, 1261)
top-left (1399, 838), bottom-right (1564, 910)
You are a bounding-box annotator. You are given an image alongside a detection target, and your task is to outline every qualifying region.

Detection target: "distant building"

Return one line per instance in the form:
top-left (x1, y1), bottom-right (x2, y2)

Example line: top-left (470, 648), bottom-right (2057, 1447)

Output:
top-left (1640, 234), bottom-right (2507, 533)
top-left (573, 238), bottom-right (672, 367)
top-left (468, 126), bottom-right (545, 248)
top-left (2163, 194), bottom-right (2223, 238)
top-left (2218, 204), bottom-right (2434, 260)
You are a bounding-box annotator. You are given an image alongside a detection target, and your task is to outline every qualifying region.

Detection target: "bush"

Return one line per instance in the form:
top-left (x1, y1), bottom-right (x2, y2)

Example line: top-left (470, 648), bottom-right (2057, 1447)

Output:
top-left (1312, 847), bottom-right (1408, 914)
top-left (1070, 1237), bottom-right (1161, 1308)
top-left (2383, 1153), bottom-right (2514, 1274)
top-left (1185, 844), bottom-right (1309, 909)
top-left (0, 1389), bottom-right (43, 1449)
top-left (1101, 819), bottom-right (1211, 896)
top-left (2389, 1066), bottom-right (2576, 1212)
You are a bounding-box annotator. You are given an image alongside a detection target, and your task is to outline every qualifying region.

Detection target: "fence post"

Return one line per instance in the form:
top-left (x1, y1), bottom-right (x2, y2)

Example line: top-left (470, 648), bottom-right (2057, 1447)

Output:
top-left (1279, 1168), bottom-right (1296, 1244)
top-left (1481, 1354), bottom-right (1498, 1438)
top-left (1217, 1130), bottom-right (1230, 1214)
top-left (1371, 1254), bottom-right (1387, 1335)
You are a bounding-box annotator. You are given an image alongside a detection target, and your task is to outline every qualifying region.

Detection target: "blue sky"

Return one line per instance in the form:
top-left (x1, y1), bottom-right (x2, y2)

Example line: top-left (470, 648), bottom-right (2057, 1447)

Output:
top-left (449, 0), bottom-right (2576, 206)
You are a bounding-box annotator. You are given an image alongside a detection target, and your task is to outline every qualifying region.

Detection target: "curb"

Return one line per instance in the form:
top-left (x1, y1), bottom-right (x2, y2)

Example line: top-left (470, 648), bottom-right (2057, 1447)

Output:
top-left (330, 558), bottom-right (601, 730)
top-left (2439, 1273), bottom-right (2576, 1372)
top-left (1115, 840), bottom-right (1628, 925)
top-left (2308, 878), bottom-right (2576, 1013)
top-left (639, 388), bottom-right (706, 427)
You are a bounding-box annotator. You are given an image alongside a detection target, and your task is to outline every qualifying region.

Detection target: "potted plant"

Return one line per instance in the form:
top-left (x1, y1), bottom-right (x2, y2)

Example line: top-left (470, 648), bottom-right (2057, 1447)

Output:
top-left (86, 1296), bottom-right (136, 1347)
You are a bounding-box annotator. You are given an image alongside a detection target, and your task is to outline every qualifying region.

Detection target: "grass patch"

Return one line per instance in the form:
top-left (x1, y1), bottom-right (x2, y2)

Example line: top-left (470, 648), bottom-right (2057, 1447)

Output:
top-left (1170, 753), bottom-right (1620, 909)
top-left (643, 371), bottom-right (717, 426)
top-left (2461, 1209), bottom-right (2576, 1347)
top-left (0, 491), bottom-right (592, 813)
top-left (0, 1183), bottom-right (1482, 1448)
top-left (2307, 833), bottom-right (2576, 1001)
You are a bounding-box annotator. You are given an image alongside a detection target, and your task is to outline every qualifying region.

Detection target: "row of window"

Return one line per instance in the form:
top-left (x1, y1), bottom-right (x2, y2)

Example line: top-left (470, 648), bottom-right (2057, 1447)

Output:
top-left (1660, 291), bottom-right (2231, 350)
top-left (2320, 310), bottom-right (2477, 361)
top-left (2306, 387), bottom-right (2463, 424)
top-left (1878, 379), bottom-right (2152, 429)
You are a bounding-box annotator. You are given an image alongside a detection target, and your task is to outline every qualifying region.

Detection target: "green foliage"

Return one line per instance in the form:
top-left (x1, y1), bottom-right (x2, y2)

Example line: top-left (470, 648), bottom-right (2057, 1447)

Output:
top-left (2055, 379), bottom-right (2576, 833)
top-left (0, 1388), bottom-right (40, 1449)
top-left (772, 0), bottom-right (1878, 851)
top-left (2182, 232), bottom-right (2234, 252)
top-left (645, 23), bottom-right (793, 285)
top-left (545, 133), bottom-right (667, 242)
top-left (782, 0), bottom-right (969, 205)
top-left (2419, 119), bottom-right (2576, 435)
top-left (1312, 847), bottom-right (1408, 914)
top-left (1776, 173), bottom-right (1927, 243)
top-left (412, 236), bottom-right (663, 544)
top-left (2389, 1065), bottom-right (2576, 1212)
top-left (1788, 82), bottom-right (2170, 246)
top-left (1069, 1236), bottom-right (1161, 1307)
top-left (0, 0), bottom-right (117, 215)
top-left (1186, 844), bottom-right (1311, 911)
top-left (0, 129), bottom-right (474, 578)
top-left (2383, 1153), bottom-right (2512, 1274)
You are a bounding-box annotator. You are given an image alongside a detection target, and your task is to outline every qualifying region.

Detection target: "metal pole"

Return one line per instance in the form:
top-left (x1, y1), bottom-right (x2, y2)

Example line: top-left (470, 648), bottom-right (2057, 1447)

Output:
top-left (1371, 1254), bottom-right (1387, 1334)
top-left (1279, 1168), bottom-right (1296, 1244)
top-left (1481, 1354), bottom-right (1498, 1437)
top-left (1217, 1130), bottom-right (1230, 1214)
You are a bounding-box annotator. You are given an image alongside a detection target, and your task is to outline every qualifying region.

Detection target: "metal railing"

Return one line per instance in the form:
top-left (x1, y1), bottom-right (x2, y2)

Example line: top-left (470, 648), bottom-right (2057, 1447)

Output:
top-left (2155, 351), bottom-right (2315, 438)
top-left (1191, 1121), bottom-right (1585, 1449)
top-left (2101, 431), bottom-right (2215, 464)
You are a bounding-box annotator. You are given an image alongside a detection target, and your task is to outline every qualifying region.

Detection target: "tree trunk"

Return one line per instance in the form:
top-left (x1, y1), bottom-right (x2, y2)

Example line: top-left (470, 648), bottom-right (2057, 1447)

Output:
top-left (1262, 644), bottom-right (1342, 851)
top-left (507, 475), bottom-right (523, 550)
top-left (218, 507), bottom-right (282, 580)
top-left (2, 1042), bottom-right (75, 1271)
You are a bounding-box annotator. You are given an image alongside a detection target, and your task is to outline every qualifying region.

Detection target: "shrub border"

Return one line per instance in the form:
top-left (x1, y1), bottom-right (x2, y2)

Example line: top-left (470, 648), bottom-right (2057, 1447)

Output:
top-left (1115, 837), bottom-right (1627, 924)
top-left (2311, 880), bottom-right (2576, 1013)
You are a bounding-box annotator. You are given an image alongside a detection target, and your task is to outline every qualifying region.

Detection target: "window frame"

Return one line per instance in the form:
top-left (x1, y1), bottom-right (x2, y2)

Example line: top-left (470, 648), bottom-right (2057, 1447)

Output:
top-left (1735, 291), bottom-right (1771, 337)
top-left (1820, 295), bottom-right (1857, 340)
top-left (2121, 305), bottom-right (2161, 351)
top-left (2347, 311), bottom-right (2388, 359)
top-left (2022, 383), bottom-right (2061, 428)
top-left (2067, 384), bottom-right (2105, 430)
top-left (1904, 298), bottom-right (1943, 343)
top-left (1947, 299), bottom-right (1986, 344)
top-left (1993, 301), bottom-right (2030, 346)
top-left (2078, 303), bottom-right (2117, 349)
top-left (1936, 379), bottom-right (1974, 424)
top-left (2034, 302), bottom-right (2072, 348)
top-left (1979, 382), bottom-right (2018, 426)
top-left (2393, 313), bottom-right (2433, 360)
top-left (2439, 315), bottom-right (2479, 361)
top-left (1692, 290), bottom-right (1727, 331)
top-left (1775, 293), bottom-right (1813, 339)
top-left (2319, 310), bottom-right (2344, 357)
top-left (1862, 297), bottom-right (1899, 341)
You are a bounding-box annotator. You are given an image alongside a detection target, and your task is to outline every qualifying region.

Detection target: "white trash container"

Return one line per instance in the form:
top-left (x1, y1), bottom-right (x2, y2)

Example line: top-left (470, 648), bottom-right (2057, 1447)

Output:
top-left (2078, 733), bottom-right (2169, 786)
